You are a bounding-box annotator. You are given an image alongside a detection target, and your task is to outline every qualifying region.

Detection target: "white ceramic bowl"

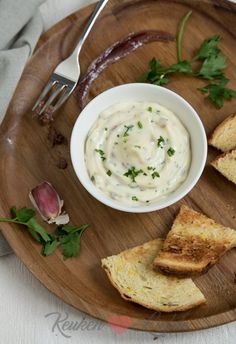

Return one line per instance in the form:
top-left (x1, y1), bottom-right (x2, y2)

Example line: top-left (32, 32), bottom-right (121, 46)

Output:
top-left (70, 83), bottom-right (207, 213)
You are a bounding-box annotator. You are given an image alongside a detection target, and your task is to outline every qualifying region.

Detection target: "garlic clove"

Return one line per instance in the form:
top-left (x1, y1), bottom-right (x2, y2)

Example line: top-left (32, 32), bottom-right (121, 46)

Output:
top-left (29, 181), bottom-right (69, 225)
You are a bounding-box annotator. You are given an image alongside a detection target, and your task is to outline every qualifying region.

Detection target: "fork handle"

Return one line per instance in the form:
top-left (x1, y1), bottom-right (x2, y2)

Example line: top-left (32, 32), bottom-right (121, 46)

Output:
top-left (73, 0), bottom-right (109, 59)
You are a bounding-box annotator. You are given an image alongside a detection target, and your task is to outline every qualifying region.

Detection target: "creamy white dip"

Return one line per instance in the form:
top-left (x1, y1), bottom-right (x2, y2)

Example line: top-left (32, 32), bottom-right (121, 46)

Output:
top-left (85, 102), bottom-right (191, 206)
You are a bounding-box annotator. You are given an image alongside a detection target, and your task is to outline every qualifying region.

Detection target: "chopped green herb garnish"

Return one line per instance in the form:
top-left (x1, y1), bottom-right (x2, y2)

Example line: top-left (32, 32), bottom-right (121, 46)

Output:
top-left (152, 171), bottom-right (160, 179)
top-left (134, 145), bottom-right (141, 149)
top-left (143, 172), bottom-right (148, 176)
top-left (167, 147), bottom-right (176, 157)
top-left (114, 142), bottom-right (118, 145)
top-left (117, 134), bottom-right (120, 138)
top-left (157, 136), bottom-right (165, 148)
top-left (146, 200), bottom-right (150, 203)
top-left (95, 148), bottom-right (106, 161)
top-left (123, 125), bottom-right (134, 137)
top-left (147, 106), bottom-right (153, 112)
top-left (132, 196), bottom-right (139, 201)
top-left (124, 166), bottom-right (143, 183)
top-left (91, 176), bottom-right (95, 182)
top-left (148, 166), bottom-right (156, 171)
top-left (137, 121), bottom-right (143, 129)
top-left (106, 170), bottom-right (112, 176)
top-left (105, 128), bottom-right (108, 131)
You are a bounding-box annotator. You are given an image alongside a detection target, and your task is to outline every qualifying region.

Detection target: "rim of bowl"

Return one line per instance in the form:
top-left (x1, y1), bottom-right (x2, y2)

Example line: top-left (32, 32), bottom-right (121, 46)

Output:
top-left (70, 83), bottom-right (208, 213)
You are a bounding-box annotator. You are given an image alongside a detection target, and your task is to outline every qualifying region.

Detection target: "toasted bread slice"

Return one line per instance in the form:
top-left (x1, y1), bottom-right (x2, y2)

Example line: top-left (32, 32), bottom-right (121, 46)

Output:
top-left (153, 206), bottom-right (236, 276)
top-left (209, 113), bottom-right (236, 152)
top-left (101, 239), bottom-right (206, 312)
top-left (211, 149), bottom-right (236, 185)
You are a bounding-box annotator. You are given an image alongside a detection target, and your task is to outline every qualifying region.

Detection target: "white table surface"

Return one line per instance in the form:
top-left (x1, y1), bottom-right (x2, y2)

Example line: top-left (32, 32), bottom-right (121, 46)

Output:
top-left (1, 0), bottom-right (236, 343)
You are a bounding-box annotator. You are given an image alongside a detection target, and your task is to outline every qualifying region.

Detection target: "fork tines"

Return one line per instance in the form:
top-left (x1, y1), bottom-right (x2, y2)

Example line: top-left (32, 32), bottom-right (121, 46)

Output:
top-left (32, 73), bottom-right (76, 117)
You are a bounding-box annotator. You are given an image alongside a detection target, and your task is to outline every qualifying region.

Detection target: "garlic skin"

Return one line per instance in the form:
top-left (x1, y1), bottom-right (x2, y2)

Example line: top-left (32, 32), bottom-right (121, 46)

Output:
top-left (29, 181), bottom-right (69, 225)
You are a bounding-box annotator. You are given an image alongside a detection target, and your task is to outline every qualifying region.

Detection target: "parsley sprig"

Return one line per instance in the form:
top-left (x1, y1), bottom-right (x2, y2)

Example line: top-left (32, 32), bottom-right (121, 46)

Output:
top-left (0, 207), bottom-right (89, 260)
top-left (140, 11), bottom-right (236, 109)
top-left (199, 78), bottom-right (236, 109)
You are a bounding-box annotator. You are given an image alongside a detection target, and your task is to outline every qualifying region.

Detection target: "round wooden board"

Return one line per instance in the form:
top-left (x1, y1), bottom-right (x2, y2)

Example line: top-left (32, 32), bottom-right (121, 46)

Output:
top-left (1, 0), bottom-right (236, 332)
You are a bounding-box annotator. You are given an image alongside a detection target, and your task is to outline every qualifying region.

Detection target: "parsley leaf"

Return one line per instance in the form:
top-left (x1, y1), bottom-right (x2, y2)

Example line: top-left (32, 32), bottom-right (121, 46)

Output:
top-left (11, 206), bottom-right (35, 222)
top-left (27, 228), bottom-right (42, 242)
top-left (1, 206), bottom-right (51, 243)
top-left (26, 217), bottom-right (51, 243)
top-left (42, 238), bottom-right (60, 256)
top-left (55, 224), bottom-right (88, 235)
top-left (139, 58), bottom-right (169, 85)
top-left (194, 35), bottom-right (221, 60)
top-left (199, 78), bottom-right (236, 108)
top-left (197, 53), bottom-right (227, 80)
top-left (59, 233), bottom-right (81, 259)
top-left (168, 60), bottom-right (193, 74)
top-left (124, 167), bottom-right (143, 183)
top-left (57, 224), bottom-right (89, 260)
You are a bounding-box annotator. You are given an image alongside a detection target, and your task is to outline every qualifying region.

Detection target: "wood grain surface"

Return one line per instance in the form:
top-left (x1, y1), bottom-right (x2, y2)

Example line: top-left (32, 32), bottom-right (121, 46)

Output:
top-left (1, 0), bottom-right (236, 332)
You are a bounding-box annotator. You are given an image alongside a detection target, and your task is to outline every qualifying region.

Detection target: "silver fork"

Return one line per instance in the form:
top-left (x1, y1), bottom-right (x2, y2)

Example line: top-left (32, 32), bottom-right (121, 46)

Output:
top-left (32, 0), bottom-right (109, 117)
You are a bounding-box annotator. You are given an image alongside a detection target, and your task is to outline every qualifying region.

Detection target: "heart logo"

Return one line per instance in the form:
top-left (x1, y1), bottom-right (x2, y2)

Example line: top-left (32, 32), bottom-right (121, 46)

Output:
top-left (107, 315), bottom-right (132, 335)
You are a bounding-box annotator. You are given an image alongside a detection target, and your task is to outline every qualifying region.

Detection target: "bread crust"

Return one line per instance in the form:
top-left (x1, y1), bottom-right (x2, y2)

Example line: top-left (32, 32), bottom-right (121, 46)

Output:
top-left (208, 112), bottom-right (236, 152)
top-left (153, 206), bottom-right (236, 276)
top-left (211, 149), bottom-right (236, 185)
